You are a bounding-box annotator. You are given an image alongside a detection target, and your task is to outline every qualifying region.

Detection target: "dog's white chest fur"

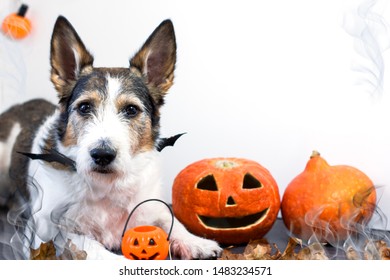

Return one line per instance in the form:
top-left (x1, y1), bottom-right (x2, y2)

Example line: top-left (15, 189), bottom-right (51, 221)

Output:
top-left (28, 111), bottom-right (163, 251)
top-left (29, 149), bottom-right (163, 251)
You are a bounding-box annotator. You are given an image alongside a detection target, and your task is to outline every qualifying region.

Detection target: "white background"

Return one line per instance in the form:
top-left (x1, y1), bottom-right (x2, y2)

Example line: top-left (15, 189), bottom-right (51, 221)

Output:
top-left (1, 0), bottom-right (390, 230)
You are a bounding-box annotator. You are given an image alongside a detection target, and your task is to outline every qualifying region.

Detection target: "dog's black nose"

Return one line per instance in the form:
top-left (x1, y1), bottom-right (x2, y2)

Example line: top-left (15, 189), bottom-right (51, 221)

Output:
top-left (90, 147), bottom-right (117, 166)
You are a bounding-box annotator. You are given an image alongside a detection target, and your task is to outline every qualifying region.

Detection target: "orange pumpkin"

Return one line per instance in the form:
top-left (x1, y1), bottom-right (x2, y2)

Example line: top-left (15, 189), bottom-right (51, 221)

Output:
top-left (121, 225), bottom-right (169, 260)
top-left (172, 158), bottom-right (280, 245)
top-left (281, 151), bottom-right (376, 243)
top-left (1, 5), bottom-right (31, 40)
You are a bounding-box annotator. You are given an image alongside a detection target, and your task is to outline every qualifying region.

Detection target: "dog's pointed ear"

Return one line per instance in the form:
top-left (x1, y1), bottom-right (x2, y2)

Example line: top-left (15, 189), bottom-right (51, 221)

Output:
top-left (50, 16), bottom-right (94, 102)
top-left (130, 20), bottom-right (176, 106)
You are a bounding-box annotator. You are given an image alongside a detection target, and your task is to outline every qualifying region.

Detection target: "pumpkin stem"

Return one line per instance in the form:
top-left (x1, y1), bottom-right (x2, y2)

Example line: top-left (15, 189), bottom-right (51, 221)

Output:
top-left (311, 150), bottom-right (321, 158)
top-left (17, 4), bottom-right (29, 17)
top-left (215, 160), bottom-right (239, 169)
top-left (305, 150), bottom-right (329, 172)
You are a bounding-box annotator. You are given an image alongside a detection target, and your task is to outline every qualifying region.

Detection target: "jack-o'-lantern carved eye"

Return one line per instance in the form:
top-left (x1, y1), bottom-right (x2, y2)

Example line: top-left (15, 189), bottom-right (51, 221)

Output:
top-left (243, 173), bottom-right (262, 189)
top-left (133, 239), bottom-right (139, 246)
top-left (149, 238), bottom-right (156, 246)
top-left (196, 174), bottom-right (218, 191)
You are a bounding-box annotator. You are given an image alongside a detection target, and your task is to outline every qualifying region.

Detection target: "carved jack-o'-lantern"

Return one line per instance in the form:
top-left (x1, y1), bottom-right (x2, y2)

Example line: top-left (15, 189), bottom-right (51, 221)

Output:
top-left (121, 225), bottom-right (169, 260)
top-left (121, 199), bottom-right (174, 260)
top-left (172, 158), bottom-right (280, 244)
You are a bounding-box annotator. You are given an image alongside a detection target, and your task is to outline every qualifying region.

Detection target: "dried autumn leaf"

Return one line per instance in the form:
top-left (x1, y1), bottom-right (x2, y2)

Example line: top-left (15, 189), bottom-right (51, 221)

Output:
top-left (364, 240), bottom-right (390, 260)
top-left (378, 242), bottom-right (390, 260)
top-left (345, 245), bottom-right (361, 260)
top-left (244, 239), bottom-right (269, 255)
top-left (30, 240), bottom-right (87, 260)
top-left (296, 242), bottom-right (328, 260)
top-left (245, 244), bottom-right (269, 260)
top-left (59, 240), bottom-right (87, 260)
top-left (218, 248), bottom-right (245, 260)
top-left (279, 237), bottom-right (328, 260)
top-left (244, 239), bottom-right (281, 260)
top-left (31, 241), bottom-right (57, 260)
top-left (380, 247), bottom-right (390, 260)
top-left (279, 237), bottom-right (302, 260)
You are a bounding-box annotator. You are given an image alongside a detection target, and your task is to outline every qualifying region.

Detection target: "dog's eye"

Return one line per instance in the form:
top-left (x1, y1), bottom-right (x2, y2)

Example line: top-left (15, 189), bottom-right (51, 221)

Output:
top-left (123, 105), bottom-right (139, 118)
top-left (77, 102), bottom-right (92, 115)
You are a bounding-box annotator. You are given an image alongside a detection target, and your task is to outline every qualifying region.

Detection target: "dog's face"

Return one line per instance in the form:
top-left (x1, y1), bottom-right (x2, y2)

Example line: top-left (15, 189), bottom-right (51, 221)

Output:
top-left (49, 17), bottom-right (176, 186)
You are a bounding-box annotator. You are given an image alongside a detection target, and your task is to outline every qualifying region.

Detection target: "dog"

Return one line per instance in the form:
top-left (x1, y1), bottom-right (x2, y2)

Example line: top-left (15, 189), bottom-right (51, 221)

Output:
top-left (0, 16), bottom-right (222, 259)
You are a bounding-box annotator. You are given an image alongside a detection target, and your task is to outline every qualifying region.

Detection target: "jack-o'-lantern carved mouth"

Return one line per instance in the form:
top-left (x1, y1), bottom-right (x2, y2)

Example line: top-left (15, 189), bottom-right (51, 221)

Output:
top-left (197, 208), bottom-right (269, 229)
top-left (130, 252), bottom-right (160, 260)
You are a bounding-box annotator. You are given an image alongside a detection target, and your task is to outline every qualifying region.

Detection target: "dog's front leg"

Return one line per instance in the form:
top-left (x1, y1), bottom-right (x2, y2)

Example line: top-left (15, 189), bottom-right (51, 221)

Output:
top-left (143, 205), bottom-right (222, 260)
top-left (84, 238), bottom-right (124, 260)
top-left (167, 218), bottom-right (222, 260)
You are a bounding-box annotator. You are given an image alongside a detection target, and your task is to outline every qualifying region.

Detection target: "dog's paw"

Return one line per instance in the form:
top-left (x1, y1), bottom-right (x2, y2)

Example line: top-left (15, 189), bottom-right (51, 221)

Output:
top-left (82, 238), bottom-right (124, 260)
top-left (170, 235), bottom-right (222, 260)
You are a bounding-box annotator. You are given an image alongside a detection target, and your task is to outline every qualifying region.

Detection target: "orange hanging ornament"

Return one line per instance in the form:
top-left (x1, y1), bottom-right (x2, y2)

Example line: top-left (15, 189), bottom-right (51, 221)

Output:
top-left (2, 4), bottom-right (32, 40)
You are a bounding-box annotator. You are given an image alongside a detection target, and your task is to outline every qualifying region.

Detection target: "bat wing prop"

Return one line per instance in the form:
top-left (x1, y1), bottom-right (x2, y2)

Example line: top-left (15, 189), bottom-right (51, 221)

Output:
top-left (156, 133), bottom-right (186, 152)
top-left (18, 149), bottom-right (77, 171)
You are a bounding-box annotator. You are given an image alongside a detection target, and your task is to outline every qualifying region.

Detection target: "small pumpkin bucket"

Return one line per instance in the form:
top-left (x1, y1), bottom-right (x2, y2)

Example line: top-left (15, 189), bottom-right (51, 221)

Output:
top-left (121, 199), bottom-right (174, 260)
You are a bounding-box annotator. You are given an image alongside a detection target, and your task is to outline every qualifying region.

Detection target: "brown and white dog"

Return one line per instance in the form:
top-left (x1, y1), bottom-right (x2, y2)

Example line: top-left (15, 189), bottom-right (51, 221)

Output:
top-left (0, 16), bottom-right (221, 259)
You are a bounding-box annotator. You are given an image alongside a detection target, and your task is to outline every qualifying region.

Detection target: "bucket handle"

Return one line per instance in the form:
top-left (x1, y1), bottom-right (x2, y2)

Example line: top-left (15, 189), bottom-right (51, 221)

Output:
top-left (121, 199), bottom-right (174, 241)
